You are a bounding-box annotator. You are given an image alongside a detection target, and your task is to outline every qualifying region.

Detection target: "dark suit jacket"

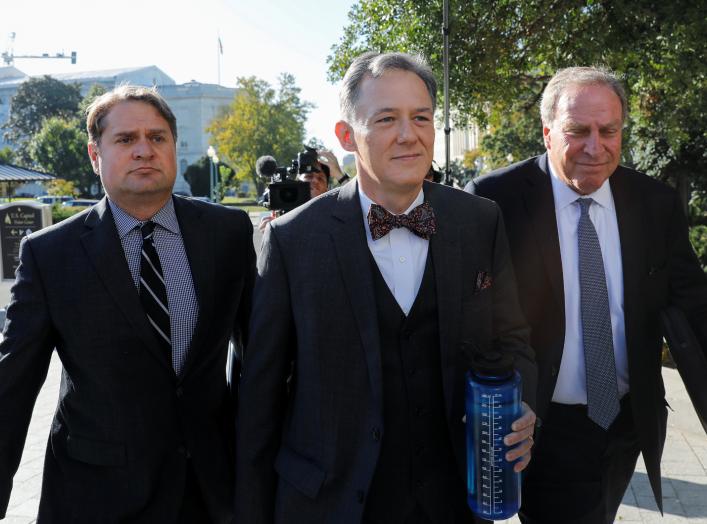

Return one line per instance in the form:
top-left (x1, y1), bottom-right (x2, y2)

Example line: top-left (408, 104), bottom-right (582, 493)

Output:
top-left (466, 153), bottom-right (707, 509)
top-left (235, 179), bottom-right (536, 524)
top-left (0, 196), bottom-right (255, 523)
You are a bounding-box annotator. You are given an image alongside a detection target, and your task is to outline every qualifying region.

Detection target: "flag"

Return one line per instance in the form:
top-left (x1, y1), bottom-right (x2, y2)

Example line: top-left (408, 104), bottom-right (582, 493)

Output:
top-left (218, 36), bottom-right (223, 55)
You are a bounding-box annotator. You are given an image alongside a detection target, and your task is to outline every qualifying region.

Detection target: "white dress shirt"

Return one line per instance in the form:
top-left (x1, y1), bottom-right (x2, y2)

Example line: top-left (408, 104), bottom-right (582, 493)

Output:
top-left (548, 165), bottom-right (629, 404)
top-left (359, 185), bottom-right (429, 315)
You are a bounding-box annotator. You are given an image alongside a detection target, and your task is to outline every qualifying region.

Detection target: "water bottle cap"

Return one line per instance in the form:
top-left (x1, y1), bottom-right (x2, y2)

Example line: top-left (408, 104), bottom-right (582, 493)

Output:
top-left (470, 351), bottom-right (514, 377)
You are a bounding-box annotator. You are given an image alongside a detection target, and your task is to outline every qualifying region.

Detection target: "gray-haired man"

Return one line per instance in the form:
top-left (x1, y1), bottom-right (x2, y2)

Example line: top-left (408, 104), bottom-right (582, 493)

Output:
top-left (236, 51), bottom-right (537, 524)
top-left (467, 67), bottom-right (707, 523)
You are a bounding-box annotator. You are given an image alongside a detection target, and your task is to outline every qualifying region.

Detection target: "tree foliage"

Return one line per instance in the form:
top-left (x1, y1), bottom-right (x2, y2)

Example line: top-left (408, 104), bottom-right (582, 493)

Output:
top-left (328, 0), bottom-right (707, 196)
top-left (29, 117), bottom-right (95, 196)
top-left (3, 76), bottom-right (82, 161)
top-left (23, 84), bottom-right (107, 196)
top-left (46, 178), bottom-right (79, 198)
top-left (0, 147), bottom-right (14, 164)
top-left (184, 156), bottom-right (211, 197)
top-left (208, 74), bottom-right (313, 195)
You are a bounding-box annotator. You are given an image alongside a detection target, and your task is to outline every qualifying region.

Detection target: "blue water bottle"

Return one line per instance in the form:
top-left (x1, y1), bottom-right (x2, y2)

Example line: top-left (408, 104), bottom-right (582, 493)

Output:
top-left (465, 351), bottom-right (522, 520)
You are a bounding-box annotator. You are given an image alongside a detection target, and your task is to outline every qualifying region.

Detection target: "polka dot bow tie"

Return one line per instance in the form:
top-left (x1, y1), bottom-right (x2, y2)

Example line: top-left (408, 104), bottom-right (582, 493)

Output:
top-left (367, 201), bottom-right (437, 241)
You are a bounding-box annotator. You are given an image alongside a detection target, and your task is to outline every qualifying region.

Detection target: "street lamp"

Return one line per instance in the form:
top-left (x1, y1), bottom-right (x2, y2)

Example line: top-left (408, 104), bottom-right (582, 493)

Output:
top-left (206, 145), bottom-right (219, 202)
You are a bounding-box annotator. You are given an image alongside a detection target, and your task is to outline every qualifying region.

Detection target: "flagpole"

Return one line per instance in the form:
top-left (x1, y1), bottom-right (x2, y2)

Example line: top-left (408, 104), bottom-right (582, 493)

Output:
top-left (217, 34), bottom-right (222, 85)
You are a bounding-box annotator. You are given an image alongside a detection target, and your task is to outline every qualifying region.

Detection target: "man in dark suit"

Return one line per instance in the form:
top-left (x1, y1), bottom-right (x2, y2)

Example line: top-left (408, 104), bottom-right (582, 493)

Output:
top-left (467, 67), bottom-right (707, 523)
top-left (235, 51), bottom-right (537, 524)
top-left (0, 85), bottom-right (255, 523)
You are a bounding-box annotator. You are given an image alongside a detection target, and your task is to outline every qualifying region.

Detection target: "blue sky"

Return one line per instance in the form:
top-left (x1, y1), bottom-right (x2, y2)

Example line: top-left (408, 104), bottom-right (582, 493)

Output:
top-left (2, 0), bottom-right (356, 157)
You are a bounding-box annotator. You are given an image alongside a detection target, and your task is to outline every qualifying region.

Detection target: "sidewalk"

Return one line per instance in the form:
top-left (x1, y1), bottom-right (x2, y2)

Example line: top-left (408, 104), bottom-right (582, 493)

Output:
top-left (2, 353), bottom-right (705, 522)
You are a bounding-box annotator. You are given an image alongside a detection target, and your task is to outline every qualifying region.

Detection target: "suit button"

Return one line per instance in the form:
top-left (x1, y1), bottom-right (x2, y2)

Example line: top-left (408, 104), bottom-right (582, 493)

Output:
top-left (356, 490), bottom-right (365, 504)
top-left (176, 386), bottom-right (184, 398)
top-left (372, 428), bottom-right (381, 442)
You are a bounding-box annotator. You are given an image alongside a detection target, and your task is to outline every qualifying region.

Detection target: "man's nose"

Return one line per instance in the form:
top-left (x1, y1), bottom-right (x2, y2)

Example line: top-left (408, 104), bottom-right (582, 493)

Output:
top-left (132, 137), bottom-right (155, 159)
top-left (583, 130), bottom-right (600, 155)
top-left (396, 118), bottom-right (417, 144)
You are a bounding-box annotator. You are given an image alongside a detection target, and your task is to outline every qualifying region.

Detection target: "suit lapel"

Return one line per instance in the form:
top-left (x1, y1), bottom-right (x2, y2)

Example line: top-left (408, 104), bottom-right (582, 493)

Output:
top-left (173, 197), bottom-right (214, 377)
top-left (425, 182), bottom-right (463, 420)
top-left (80, 198), bottom-right (173, 372)
top-left (331, 180), bottom-right (384, 416)
top-left (610, 169), bottom-right (646, 373)
top-left (522, 154), bottom-right (565, 311)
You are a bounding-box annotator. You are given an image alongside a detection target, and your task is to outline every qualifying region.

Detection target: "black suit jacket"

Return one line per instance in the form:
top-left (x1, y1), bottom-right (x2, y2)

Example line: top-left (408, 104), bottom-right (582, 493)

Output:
top-left (235, 179), bottom-right (536, 524)
top-left (466, 153), bottom-right (707, 509)
top-left (0, 196), bottom-right (255, 523)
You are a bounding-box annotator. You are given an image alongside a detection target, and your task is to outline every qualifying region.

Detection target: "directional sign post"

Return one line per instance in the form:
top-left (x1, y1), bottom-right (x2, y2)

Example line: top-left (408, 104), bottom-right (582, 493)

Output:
top-left (0, 203), bottom-right (52, 280)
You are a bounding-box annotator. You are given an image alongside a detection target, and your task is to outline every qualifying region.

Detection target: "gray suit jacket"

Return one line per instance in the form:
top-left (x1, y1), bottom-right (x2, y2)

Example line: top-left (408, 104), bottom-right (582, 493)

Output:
top-left (235, 179), bottom-right (536, 524)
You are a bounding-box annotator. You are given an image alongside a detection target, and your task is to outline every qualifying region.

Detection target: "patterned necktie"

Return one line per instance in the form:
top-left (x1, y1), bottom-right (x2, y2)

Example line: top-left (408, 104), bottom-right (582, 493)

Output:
top-left (577, 198), bottom-right (620, 429)
top-left (367, 201), bottom-right (437, 241)
top-left (139, 222), bottom-right (172, 359)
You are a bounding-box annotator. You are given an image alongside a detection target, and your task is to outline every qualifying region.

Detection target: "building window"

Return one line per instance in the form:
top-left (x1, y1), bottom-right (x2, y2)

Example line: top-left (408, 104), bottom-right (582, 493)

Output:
top-left (180, 140), bottom-right (188, 149)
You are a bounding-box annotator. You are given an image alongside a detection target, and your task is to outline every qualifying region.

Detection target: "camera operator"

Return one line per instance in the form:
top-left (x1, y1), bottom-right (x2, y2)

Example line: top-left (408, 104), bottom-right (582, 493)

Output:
top-left (259, 149), bottom-right (348, 231)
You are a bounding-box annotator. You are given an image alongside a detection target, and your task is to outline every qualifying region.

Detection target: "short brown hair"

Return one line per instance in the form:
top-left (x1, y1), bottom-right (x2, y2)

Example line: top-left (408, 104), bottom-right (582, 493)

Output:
top-left (86, 85), bottom-right (177, 144)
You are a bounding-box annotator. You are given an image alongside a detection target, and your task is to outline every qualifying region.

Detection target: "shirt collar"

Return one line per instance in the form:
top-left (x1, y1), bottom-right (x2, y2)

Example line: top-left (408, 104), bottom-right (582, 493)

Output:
top-left (358, 182), bottom-right (425, 239)
top-left (108, 196), bottom-right (180, 239)
top-left (548, 159), bottom-right (615, 212)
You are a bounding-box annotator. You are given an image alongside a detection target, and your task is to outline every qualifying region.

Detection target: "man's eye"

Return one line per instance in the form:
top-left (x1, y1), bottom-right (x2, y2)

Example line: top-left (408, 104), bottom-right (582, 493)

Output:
top-left (117, 136), bottom-right (132, 144)
top-left (376, 116), bottom-right (394, 123)
top-left (414, 115), bottom-right (431, 122)
top-left (152, 135), bottom-right (165, 142)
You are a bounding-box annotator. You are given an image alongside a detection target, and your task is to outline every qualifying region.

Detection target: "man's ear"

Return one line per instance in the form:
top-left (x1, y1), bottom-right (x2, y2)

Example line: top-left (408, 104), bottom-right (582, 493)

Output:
top-left (335, 121), bottom-right (357, 153)
top-left (87, 142), bottom-right (100, 175)
top-left (542, 125), bottom-right (552, 150)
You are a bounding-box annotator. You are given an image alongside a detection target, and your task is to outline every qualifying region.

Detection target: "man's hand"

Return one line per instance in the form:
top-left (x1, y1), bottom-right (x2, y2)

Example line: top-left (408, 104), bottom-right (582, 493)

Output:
top-left (258, 211), bottom-right (277, 233)
top-left (504, 401), bottom-right (536, 472)
top-left (318, 150), bottom-right (345, 182)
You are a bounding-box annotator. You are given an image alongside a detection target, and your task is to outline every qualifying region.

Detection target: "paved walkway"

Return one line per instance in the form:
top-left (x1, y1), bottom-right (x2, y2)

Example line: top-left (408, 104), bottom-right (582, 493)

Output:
top-left (1, 235), bottom-right (706, 522)
top-left (3, 356), bottom-right (705, 523)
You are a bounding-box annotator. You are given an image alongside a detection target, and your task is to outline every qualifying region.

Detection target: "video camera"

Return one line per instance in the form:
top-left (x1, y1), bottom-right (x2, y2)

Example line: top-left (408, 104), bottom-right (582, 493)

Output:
top-left (256, 146), bottom-right (329, 212)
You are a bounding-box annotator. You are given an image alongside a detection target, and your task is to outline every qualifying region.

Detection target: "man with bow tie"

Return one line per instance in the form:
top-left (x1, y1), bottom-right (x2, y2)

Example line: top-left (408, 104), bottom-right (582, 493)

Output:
top-left (235, 51), bottom-right (537, 524)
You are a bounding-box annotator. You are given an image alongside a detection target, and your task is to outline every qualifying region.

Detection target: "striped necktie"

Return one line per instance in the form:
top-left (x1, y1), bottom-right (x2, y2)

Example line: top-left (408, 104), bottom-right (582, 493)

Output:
top-left (577, 198), bottom-right (620, 429)
top-left (139, 221), bottom-right (172, 360)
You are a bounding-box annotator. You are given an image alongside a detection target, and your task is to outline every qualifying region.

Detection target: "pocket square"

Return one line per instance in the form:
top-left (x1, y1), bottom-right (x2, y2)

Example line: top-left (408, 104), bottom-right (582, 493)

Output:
top-left (475, 270), bottom-right (493, 293)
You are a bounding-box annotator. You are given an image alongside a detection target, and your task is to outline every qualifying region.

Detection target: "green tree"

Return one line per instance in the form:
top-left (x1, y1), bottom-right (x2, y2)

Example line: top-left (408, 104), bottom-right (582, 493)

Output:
top-left (329, 0), bottom-right (707, 206)
top-left (184, 156), bottom-right (211, 197)
top-left (0, 146), bottom-right (14, 164)
top-left (29, 117), bottom-right (95, 196)
top-left (46, 178), bottom-right (79, 198)
top-left (208, 74), bottom-right (313, 195)
top-left (3, 76), bottom-right (82, 162)
top-left (78, 84), bottom-right (108, 117)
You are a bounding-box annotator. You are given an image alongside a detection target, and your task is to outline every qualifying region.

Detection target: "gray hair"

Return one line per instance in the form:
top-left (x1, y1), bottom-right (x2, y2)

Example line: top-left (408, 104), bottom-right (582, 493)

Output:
top-left (339, 51), bottom-right (437, 123)
top-left (86, 84), bottom-right (177, 144)
top-left (540, 66), bottom-right (627, 126)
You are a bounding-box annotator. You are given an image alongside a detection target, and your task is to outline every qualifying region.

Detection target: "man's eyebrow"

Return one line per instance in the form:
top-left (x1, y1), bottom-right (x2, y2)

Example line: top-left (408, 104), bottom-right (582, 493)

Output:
top-left (111, 128), bottom-right (169, 137)
top-left (371, 106), bottom-right (433, 117)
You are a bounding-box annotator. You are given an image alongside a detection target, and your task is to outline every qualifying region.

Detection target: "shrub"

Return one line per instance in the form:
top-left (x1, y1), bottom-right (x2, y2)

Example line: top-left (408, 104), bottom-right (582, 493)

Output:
top-left (689, 225), bottom-right (707, 273)
top-left (51, 205), bottom-right (85, 224)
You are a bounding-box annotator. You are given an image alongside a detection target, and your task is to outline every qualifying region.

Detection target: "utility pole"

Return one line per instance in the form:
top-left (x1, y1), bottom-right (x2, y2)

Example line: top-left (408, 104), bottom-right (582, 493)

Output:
top-left (1, 32), bottom-right (77, 67)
